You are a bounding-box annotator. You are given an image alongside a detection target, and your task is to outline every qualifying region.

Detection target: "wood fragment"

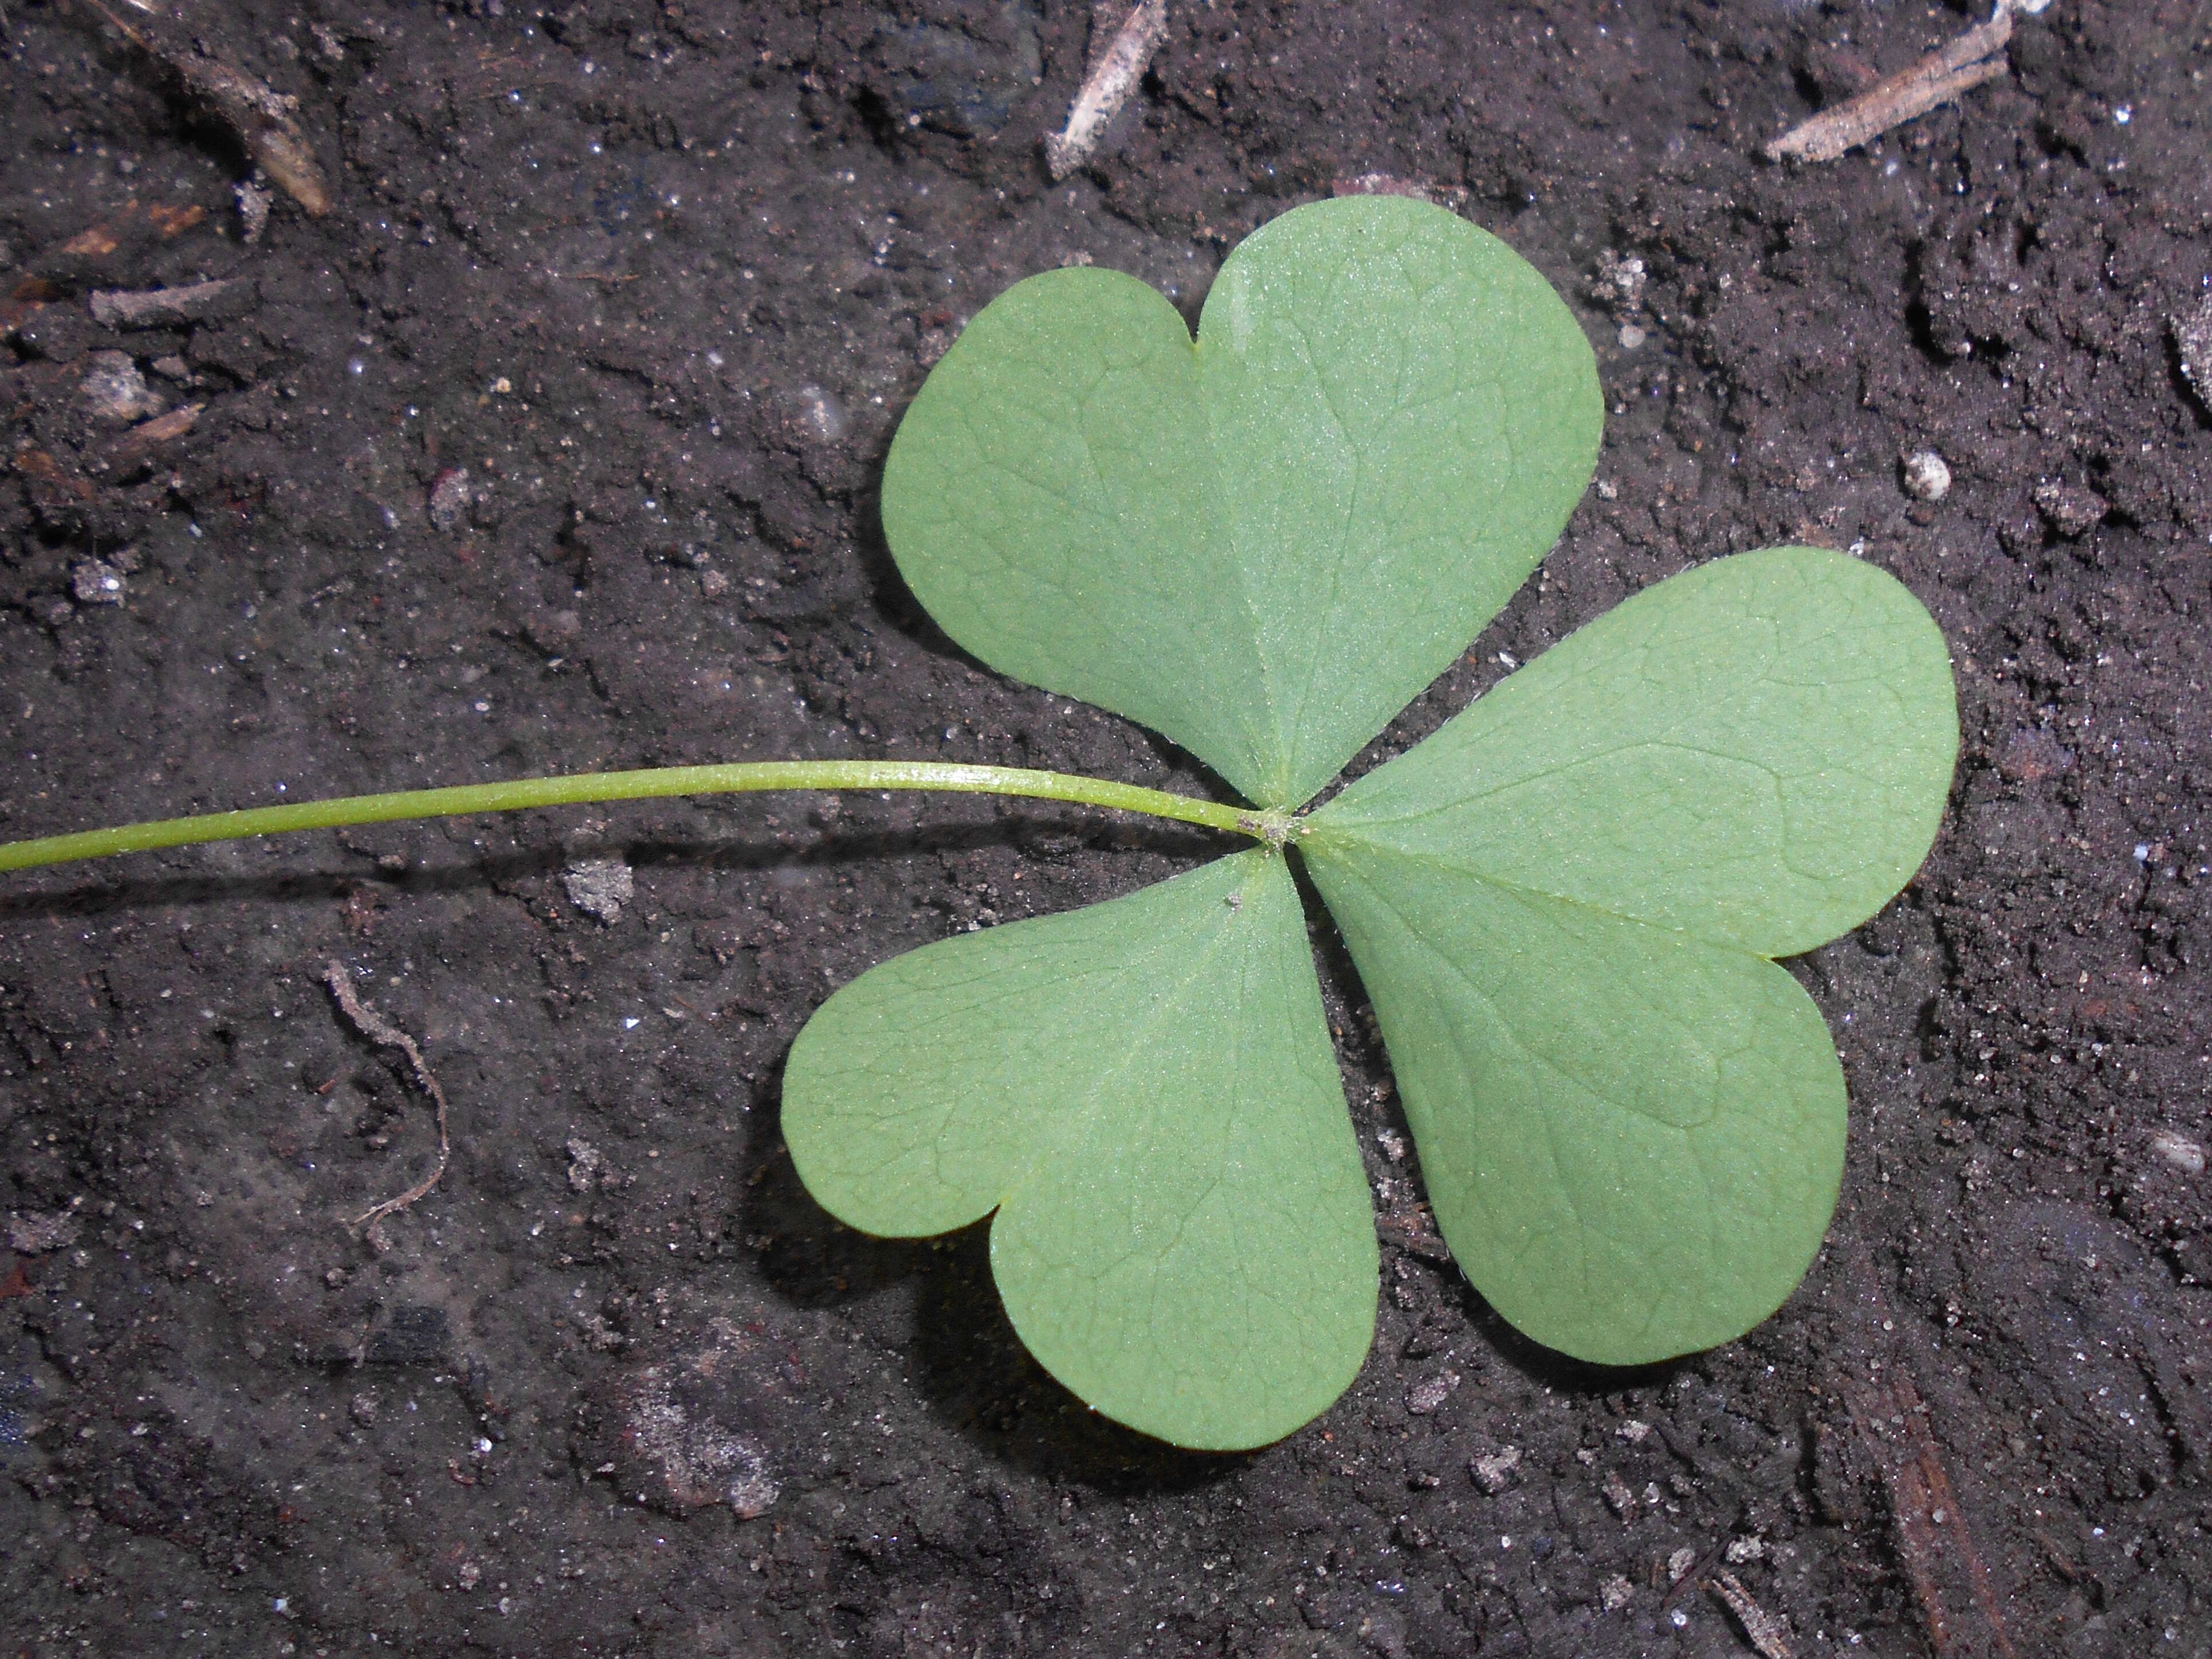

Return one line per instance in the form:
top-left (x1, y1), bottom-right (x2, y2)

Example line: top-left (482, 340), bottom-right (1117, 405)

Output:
top-left (1765, 2), bottom-right (2019, 163)
top-left (1710, 1572), bottom-right (1795, 1659)
top-left (57, 203), bottom-right (207, 261)
top-left (1840, 1369), bottom-right (2020, 1659)
top-left (74, 0), bottom-right (332, 214)
top-left (323, 962), bottom-right (452, 1234)
top-left (105, 401), bottom-right (203, 465)
top-left (90, 278), bottom-right (252, 329)
top-left (1044, 0), bottom-right (1168, 181)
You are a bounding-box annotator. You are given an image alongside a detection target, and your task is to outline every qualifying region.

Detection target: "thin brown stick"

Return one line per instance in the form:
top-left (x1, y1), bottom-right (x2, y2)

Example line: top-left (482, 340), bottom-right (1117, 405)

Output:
top-left (1765, 2), bottom-right (2018, 163)
top-left (1840, 1369), bottom-right (2020, 1659)
top-left (74, 0), bottom-right (332, 214)
top-left (1044, 0), bottom-right (1169, 180)
top-left (323, 962), bottom-right (451, 1233)
top-left (1710, 1572), bottom-right (1795, 1659)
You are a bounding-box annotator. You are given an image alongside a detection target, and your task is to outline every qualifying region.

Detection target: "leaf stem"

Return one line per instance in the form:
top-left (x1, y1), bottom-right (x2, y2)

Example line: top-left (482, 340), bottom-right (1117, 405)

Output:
top-left (0, 761), bottom-right (1282, 874)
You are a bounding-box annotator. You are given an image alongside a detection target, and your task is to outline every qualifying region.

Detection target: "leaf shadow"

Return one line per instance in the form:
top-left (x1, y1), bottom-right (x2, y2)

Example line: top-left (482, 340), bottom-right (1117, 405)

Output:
top-left (739, 1090), bottom-right (1251, 1497)
top-left (0, 812), bottom-right (1232, 926)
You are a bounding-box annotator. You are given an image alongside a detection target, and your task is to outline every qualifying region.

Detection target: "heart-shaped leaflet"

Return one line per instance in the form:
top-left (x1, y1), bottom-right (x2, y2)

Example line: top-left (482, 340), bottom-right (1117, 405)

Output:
top-left (877, 194), bottom-right (1601, 809)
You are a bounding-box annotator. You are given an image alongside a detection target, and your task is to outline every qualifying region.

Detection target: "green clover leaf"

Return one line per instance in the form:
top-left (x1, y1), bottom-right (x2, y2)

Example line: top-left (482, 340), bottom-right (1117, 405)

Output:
top-left (783, 196), bottom-right (1958, 1448)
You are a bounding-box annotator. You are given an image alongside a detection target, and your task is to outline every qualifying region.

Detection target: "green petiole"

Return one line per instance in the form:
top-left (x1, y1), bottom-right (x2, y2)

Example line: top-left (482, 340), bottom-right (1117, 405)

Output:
top-left (0, 761), bottom-right (1286, 874)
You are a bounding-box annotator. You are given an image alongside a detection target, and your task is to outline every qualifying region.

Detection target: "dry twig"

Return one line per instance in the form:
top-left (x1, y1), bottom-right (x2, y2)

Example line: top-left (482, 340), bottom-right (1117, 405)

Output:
top-left (1840, 1368), bottom-right (2020, 1659)
top-left (323, 962), bottom-right (452, 1234)
top-left (76, 0), bottom-right (331, 215)
top-left (1710, 1572), bottom-right (1795, 1659)
top-left (90, 277), bottom-right (252, 329)
top-left (1045, 0), bottom-right (1169, 181)
top-left (1765, 0), bottom-right (2043, 164)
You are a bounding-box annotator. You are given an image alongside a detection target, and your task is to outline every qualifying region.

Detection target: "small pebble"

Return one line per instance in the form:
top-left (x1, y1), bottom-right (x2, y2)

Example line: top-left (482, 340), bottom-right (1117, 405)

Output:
top-left (1725, 1536), bottom-right (1767, 1563)
top-left (563, 858), bottom-right (635, 924)
top-left (1592, 250), bottom-right (1647, 310)
top-left (1600, 1574), bottom-right (1635, 1611)
top-left (2151, 1130), bottom-right (2206, 1177)
top-left (1406, 1368), bottom-right (1461, 1415)
top-left (78, 351), bottom-right (166, 424)
top-left (428, 467), bottom-right (473, 533)
top-left (1617, 1418), bottom-right (1652, 1444)
top-left (1616, 323), bottom-right (1647, 351)
top-left (1667, 1546), bottom-right (1698, 1582)
top-left (2033, 479), bottom-right (2107, 538)
top-left (2175, 293), bottom-right (2212, 410)
top-left (1470, 1446), bottom-right (1522, 1493)
top-left (789, 384), bottom-right (846, 443)
top-left (70, 560), bottom-right (126, 605)
top-left (1901, 450), bottom-right (1951, 501)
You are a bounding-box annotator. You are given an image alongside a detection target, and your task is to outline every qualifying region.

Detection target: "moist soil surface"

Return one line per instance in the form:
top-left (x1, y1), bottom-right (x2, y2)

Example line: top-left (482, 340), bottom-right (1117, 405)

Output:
top-left (2, 1), bottom-right (2210, 1654)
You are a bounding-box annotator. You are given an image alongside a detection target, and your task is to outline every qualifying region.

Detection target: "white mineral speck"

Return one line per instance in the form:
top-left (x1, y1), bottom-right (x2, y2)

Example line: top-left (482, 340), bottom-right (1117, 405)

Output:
top-left (2151, 1130), bottom-right (2206, 1177)
top-left (1902, 450), bottom-right (1951, 501)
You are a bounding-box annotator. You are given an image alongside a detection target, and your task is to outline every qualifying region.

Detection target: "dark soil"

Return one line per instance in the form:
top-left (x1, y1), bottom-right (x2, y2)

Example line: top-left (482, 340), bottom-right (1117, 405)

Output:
top-left (2, 0), bottom-right (2209, 1653)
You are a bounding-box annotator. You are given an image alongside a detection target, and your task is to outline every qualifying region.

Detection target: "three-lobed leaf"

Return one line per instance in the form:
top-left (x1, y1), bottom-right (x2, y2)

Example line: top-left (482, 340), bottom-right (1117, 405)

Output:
top-left (785, 196), bottom-right (1959, 1448)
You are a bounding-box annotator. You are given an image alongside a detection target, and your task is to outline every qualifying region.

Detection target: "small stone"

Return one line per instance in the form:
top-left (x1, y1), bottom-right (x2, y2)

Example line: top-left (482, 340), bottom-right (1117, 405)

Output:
top-left (427, 466), bottom-right (473, 533)
top-left (5, 1208), bottom-right (81, 1253)
top-left (788, 384), bottom-right (846, 443)
top-left (235, 180), bottom-right (272, 245)
top-left (1617, 1418), bottom-right (1652, 1444)
top-left (79, 351), bottom-right (166, 424)
top-left (69, 560), bottom-right (126, 605)
top-left (2151, 1130), bottom-right (2206, 1177)
top-left (562, 858), bottom-right (634, 924)
top-left (526, 608), bottom-right (583, 654)
top-left (1900, 450), bottom-right (1951, 501)
top-left (1600, 1574), bottom-right (1635, 1611)
top-left (1667, 1545), bottom-right (1698, 1582)
top-left (1725, 1536), bottom-right (1767, 1563)
top-left (1998, 728), bottom-right (2074, 783)
top-left (1602, 1469), bottom-right (1637, 1516)
top-left (1592, 250), bottom-right (1648, 310)
top-left (699, 568), bottom-right (730, 599)
top-left (2174, 291), bottom-right (2212, 410)
top-left (2033, 479), bottom-right (2107, 538)
top-left (1617, 323), bottom-right (1647, 351)
top-left (456, 1561), bottom-right (481, 1590)
top-left (1405, 1367), bottom-right (1461, 1415)
top-left (1375, 1127), bottom-right (1407, 1163)
top-left (566, 1138), bottom-right (609, 1193)
top-left (1470, 1446), bottom-right (1522, 1493)
top-left (348, 1391), bottom-right (379, 1427)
